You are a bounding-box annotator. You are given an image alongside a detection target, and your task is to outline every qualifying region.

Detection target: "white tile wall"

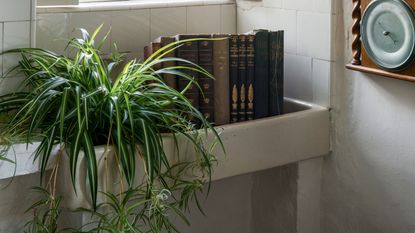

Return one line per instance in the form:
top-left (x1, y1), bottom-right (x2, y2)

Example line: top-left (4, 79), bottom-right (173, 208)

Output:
top-left (111, 9), bottom-right (150, 61)
top-left (263, 0), bottom-right (282, 8)
top-left (0, 0), bottom-right (31, 22)
top-left (312, 59), bottom-right (331, 106)
top-left (36, 4), bottom-right (236, 61)
top-left (284, 53), bottom-right (313, 102)
top-left (0, 23), bottom-right (3, 76)
top-left (3, 21), bottom-right (31, 76)
top-left (0, 1), bottom-right (36, 232)
top-left (187, 5), bottom-right (221, 34)
top-left (297, 11), bottom-right (331, 60)
top-left (236, 0), bottom-right (332, 107)
top-left (0, 0), bottom-right (32, 93)
top-left (68, 11), bottom-right (112, 54)
top-left (282, 0), bottom-right (313, 11)
top-left (220, 4), bottom-right (237, 34)
top-left (150, 7), bottom-right (187, 40)
top-left (36, 13), bottom-right (69, 55)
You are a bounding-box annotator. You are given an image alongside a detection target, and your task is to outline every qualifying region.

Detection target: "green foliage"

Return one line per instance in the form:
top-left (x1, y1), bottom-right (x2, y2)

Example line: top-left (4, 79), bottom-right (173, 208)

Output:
top-left (24, 187), bottom-right (62, 233)
top-left (0, 25), bottom-right (223, 232)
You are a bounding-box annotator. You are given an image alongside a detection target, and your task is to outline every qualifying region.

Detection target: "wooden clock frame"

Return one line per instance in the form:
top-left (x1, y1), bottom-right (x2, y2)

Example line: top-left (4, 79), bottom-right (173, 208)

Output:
top-left (346, 0), bottom-right (415, 82)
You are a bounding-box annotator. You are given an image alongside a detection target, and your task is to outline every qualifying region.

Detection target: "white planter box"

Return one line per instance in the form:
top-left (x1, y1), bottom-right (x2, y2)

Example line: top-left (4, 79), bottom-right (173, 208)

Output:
top-left (0, 98), bottom-right (330, 182)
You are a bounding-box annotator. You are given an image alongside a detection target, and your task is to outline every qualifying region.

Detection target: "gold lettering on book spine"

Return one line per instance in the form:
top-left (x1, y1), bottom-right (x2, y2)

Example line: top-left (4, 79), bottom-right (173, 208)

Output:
top-left (232, 85), bottom-right (238, 110)
top-left (248, 84), bottom-right (254, 110)
top-left (240, 84), bottom-right (246, 110)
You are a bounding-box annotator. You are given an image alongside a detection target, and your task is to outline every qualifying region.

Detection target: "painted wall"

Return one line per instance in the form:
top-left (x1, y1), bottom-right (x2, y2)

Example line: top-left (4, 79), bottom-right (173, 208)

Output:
top-left (322, 1), bottom-right (415, 232)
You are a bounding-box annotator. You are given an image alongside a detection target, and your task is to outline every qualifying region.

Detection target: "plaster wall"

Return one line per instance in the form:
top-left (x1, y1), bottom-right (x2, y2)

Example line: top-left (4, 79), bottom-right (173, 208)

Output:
top-left (322, 1), bottom-right (415, 232)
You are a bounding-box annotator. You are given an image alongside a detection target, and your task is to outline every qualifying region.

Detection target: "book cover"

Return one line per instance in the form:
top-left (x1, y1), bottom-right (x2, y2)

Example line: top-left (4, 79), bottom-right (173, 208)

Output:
top-left (143, 42), bottom-right (162, 85)
top-left (212, 34), bottom-right (230, 126)
top-left (144, 42), bottom-right (162, 62)
top-left (198, 35), bottom-right (215, 123)
top-left (252, 29), bottom-right (270, 119)
top-left (175, 35), bottom-right (199, 111)
top-left (269, 30), bottom-right (284, 116)
top-left (238, 35), bottom-right (247, 122)
top-left (153, 36), bottom-right (177, 89)
top-left (246, 34), bottom-right (255, 121)
top-left (229, 35), bottom-right (239, 123)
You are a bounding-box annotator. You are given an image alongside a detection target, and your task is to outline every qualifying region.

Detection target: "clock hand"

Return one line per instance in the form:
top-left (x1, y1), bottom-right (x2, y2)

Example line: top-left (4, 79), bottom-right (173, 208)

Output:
top-left (378, 22), bottom-right (397, 44)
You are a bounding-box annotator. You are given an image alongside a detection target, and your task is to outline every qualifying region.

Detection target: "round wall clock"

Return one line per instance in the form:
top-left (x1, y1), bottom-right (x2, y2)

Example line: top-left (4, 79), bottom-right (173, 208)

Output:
top-left (361, 0), bottom-right (415, 71)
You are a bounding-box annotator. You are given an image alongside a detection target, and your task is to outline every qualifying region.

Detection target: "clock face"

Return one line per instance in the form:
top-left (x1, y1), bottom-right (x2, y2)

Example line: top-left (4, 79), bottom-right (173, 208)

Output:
top-left (361, 0), bottom-right (415, 71)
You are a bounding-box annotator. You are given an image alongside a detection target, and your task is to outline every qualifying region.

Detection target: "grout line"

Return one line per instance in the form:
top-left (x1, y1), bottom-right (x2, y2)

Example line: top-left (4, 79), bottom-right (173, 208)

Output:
top-left (149, 8), bottom-right (152, 41)
top-left (185, 7), bottom-right (188, 33)
top-left (1, 22), bottom-right (4, 77)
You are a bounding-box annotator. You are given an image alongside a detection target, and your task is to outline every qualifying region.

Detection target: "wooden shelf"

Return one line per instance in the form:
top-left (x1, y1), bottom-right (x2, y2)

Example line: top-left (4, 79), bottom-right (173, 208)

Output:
top-left (346, 64), bottom-right (415, 83)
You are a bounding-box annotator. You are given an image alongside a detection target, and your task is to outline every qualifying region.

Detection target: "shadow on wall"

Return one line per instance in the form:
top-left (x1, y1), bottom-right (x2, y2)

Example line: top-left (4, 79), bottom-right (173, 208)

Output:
top-left (322, 0), bottom-right (415, 233)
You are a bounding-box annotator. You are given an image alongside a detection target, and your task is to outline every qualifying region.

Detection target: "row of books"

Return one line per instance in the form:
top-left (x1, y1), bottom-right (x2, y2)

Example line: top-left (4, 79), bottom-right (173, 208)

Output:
top-left (144, 30), bottom-right (284, 126)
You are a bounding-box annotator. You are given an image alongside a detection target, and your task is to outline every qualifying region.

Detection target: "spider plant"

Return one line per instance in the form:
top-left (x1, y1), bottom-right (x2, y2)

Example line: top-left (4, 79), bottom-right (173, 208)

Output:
top-left (24, 187), bottom-right (62, 233)
top-left (0, 25), bottom-right (223, 232)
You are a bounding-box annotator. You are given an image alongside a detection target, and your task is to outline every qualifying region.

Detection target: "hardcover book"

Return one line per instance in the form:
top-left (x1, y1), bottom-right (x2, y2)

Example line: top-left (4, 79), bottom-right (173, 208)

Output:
top-left (269, 30), bottom-right (284, 116)
top-left (238, 35), bottom-right (248, 122)
top-left (213, 34), bottom-right (230, 125)
top-left (153, 36), bottom-right (177, 89)
top-left (144, 42), bottom-right (162, 71)
top-left (175, 35), bottom-right (200, 110)
top-left (246, 34), bottom-right (255, 121)
top-left (229, 35), bottom-right (239, 123)
top-left (252, 29), bottom-right (270, 119)
top-left (198, 35), bottom-right (215, 123)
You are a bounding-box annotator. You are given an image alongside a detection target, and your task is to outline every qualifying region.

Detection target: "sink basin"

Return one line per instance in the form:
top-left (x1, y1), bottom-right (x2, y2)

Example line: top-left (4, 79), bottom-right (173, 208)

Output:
top-left (172, 97), bottom-right (330, 181)
top-left (0, 98), bottom-right (330, 181)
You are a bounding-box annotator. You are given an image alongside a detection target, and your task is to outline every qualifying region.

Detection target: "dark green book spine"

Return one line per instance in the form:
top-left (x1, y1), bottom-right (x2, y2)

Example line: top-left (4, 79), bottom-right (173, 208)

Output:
top-left (238, 35), bottom-right (247, 122)
top-left (269, 31), bottom-right (284, 116)
top-left (176, 35), bottom-right (200, 112)
top-left (253, 30), bottom-right (269, 119)
top-left (198, 38), bottom-right (215, 123)
top-left (276, 31), bottom-right (284, 115)
top-left (229, 35), bottom-right (239, 123)
top-left (246, 34), bottom-right (255, 121)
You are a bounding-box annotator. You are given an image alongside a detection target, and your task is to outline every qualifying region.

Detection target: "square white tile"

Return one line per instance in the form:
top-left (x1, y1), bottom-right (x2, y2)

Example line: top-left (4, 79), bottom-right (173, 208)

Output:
top-left (312, 59), bottom-right (331, 107)
top-left (36, 13), bottom-right (70, 55)
top-left (187, 5), bottom-right (221, 34)
top-left (263, 0), bottom-right (282, 8)
top-left (68, 11), bottom-right (112, 55)
top-left (236, 6), bottom-right (270, 33)
top-left (111, 9), bottom-right (150, 62)
top-left (150, 7), bottom-right (187, 40)
top-left (0, 0), bottom-right (31, 22)
top-left (282, 0), bottom-right (313, 11)
top-left (313, 0), bottom-right (332, 13)
top-left (221, 4), bottom-right (237, 34)
top-left (237, 7), bottom-right (296, 53)
top-left (267, 8), bottom-right (297, 54)
top-left (3, 21), bottom-right (31, 75)
top-left (284, 54), bottom-right (313, 102)
top-left (297, 11), bottom-right (331, 60)
top-left (0, 76), bottom-right (26, 95)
